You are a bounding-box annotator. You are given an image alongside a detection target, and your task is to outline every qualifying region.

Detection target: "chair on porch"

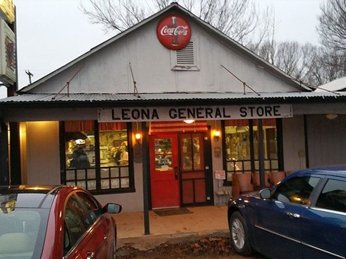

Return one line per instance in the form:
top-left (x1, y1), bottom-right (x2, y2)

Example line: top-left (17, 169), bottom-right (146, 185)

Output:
top-left (252, 172), bottom-right (271, 189)
top-left (232, 172), bottom-right (254, 199)
top-left (269, 171), bottom-right (286, 186)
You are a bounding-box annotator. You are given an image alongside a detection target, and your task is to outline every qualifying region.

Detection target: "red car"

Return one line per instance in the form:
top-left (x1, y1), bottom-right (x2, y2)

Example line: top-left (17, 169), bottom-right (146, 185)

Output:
top-left (0, 185), bottom-right (122, 258)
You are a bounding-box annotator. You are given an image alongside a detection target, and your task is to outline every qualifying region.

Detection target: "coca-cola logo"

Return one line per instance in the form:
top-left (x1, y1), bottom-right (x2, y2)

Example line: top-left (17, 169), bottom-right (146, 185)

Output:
top-left (156, 14), bottom-right (191, 50)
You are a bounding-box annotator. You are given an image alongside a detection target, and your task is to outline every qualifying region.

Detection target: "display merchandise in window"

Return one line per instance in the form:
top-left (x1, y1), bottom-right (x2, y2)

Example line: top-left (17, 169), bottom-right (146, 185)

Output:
top-left (99, 130), bottom-right (128, 167)
top-left (62, 121), bottom-right (133, 194)
top-left (223, 119), bottom-right (280, 182)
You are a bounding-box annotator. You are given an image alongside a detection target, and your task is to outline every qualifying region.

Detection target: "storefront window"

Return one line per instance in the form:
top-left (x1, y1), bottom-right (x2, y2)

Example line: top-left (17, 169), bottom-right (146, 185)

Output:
top-left (62, 121), bottom-right (133, 193)
top-left (224, 119), bottom-right (280, 182)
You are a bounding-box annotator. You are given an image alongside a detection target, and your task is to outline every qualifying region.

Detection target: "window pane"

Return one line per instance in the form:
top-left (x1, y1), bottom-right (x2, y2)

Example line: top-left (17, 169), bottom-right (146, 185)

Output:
top-left (120, 178), bottom-right (130, 188)
top-left (316, 179), bottom-right (346, 212)
top-left (192, 136), bottom-right (202, 170)
top-left (121, 167), bottom-right (129, 177)
top-left (154, 138), bottom-right (173, 171)
top-left (64, 121), bottom-right (94, 169)
top-left (87, 180), bottom-right (96, 190)
top-left (225, 125), bottom-right (250, 161)
top-left (99, 127), bottom-right (128, 167)
top-left (181, 136), bottom-right (192, 171)
top-left (111, 179), bottom-right (120, 188)
top-left (101, 179), bottom-right (110, 189)
top-left (253, 121), bottom-right (277, 160)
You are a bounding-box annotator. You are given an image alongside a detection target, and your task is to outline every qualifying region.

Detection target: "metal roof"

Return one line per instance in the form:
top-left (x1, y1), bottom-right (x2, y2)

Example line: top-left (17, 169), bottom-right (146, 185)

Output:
top-left (0, 91), bottom-right (344, 107)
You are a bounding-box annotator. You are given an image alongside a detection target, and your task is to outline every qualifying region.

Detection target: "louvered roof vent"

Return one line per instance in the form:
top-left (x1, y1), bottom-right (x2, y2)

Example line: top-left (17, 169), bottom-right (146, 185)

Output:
top-left (176, 42), bottom-right (194, 65)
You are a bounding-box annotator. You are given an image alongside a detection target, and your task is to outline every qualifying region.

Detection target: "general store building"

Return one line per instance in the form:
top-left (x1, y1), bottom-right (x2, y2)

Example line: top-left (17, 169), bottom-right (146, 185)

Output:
top-left (1, 3), bottom-right (346, 212)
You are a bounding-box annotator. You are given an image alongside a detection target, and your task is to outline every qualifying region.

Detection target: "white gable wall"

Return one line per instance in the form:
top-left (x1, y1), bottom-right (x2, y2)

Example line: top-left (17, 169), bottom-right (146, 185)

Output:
top-left (29, 17), bottom-right (299, 95)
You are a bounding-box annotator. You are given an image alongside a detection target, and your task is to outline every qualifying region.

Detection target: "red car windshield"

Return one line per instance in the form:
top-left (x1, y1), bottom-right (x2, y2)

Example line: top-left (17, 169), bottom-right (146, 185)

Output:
top-left (0, 193), bottom-right (51, 259)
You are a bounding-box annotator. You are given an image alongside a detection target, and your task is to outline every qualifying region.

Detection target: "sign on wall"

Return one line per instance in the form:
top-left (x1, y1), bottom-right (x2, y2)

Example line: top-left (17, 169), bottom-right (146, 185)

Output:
top-left (98, 104), bottom-right (293, 122)
top-left (156, 14), bottom-right (191, 50)
top-left (0, 18), bottom-right (16, 84)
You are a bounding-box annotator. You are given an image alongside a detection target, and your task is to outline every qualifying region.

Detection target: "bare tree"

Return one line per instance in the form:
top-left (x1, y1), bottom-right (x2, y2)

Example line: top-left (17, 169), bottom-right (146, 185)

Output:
top-left (81, 0), bottom-right (273, 46)
top-left (318, 0), bottom-right (346, 53)
top-left (316, 0), bottom-right (346, 86)
top-left (252, 40), bottom-right (324, 87)
top-left (81, 0), bottom-right (147, 32)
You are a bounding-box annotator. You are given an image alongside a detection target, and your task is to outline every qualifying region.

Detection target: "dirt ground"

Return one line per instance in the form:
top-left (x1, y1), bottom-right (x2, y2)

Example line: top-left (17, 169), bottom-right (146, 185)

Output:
top-left (116, 234), bottom-right (265, 259)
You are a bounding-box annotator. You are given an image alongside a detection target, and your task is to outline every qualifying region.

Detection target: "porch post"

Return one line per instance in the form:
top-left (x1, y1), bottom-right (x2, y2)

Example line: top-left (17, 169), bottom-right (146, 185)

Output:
top-left (141, 122), bottom-right (150, 235)
top-left (0, 120), bottom-right (9, 185)
top-left (257, 119), bottom-right (265, 188)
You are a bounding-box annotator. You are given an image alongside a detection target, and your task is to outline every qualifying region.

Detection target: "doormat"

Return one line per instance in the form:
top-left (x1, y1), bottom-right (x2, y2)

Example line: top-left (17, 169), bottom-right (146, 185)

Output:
top-left (153, 207), bottom-right (192, 217)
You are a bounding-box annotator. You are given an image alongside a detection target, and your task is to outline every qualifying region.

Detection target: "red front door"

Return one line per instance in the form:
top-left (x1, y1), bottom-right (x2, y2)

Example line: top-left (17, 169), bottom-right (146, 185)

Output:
top-left (149, 133), bottom-right (180, 209)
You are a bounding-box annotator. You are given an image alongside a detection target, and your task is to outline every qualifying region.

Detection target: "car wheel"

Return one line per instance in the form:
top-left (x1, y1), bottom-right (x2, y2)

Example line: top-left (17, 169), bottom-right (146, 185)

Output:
top-left (229, 211), bottom-right (252, 255)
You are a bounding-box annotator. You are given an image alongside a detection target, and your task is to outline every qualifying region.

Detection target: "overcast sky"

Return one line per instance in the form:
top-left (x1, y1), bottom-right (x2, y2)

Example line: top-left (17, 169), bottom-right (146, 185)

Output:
top-left (0, 0), bottom-right (325, 98)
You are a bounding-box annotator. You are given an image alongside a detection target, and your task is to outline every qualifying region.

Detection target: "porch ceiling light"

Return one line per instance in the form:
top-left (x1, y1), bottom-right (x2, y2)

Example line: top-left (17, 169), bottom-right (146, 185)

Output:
top-left (326, 114), bottom-right (338, 120)
top-left (183, 120), bottom-right (195, 124)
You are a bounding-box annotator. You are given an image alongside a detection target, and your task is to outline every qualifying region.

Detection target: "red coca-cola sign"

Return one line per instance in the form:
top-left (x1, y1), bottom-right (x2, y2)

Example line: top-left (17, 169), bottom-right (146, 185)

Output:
top-left (156, 14), bottom-right (191, 50)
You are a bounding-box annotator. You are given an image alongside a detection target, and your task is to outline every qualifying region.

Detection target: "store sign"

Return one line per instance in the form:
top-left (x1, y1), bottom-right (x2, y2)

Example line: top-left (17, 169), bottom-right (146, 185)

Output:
top-left (0, 18), bottom-right (16, 84)
top-left (98, 104), bottom-right (293, 122)
top-left (156, 14), bottom-right (191, 50)
top-left (0, 0), bottom-right (15, 23)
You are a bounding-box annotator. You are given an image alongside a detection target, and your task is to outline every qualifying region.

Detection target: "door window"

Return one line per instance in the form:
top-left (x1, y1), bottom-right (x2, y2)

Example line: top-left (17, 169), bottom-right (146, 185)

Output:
top-left (316, 179), bottom-right (346, 212)
top-left (154, 138), bottom-right (173, 171)
top-left (180, 134), bottom-right (203, 171)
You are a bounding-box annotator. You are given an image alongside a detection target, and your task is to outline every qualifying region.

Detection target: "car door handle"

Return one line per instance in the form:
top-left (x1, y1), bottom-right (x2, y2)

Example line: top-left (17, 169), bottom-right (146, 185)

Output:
top-left (286, 212), bottom-right (300, 218)
top-left (86, 252), bottom-right (95, 259)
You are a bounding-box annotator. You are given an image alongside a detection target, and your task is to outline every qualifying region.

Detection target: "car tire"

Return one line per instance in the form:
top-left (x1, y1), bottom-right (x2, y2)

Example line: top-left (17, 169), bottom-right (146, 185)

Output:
top-left (229, 211), bottom-right (252, 255)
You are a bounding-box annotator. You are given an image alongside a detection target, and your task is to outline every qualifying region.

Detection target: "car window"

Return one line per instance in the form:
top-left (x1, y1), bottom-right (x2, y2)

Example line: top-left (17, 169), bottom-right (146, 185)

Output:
top-left (75, 192), bottom-right (101, 226)
top-left (64, 192), bottom-right (101, 254)
top-left (272, 176), bottom-right (320, 205)
top-left (64, 195), bottom-right (88, 253)
top-left (316, 179), bottom-right (346, 213)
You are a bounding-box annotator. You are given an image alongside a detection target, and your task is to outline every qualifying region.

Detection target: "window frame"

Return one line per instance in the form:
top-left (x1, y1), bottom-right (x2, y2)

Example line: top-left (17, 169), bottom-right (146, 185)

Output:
top-left (60, 121), bottom-right (135, 195)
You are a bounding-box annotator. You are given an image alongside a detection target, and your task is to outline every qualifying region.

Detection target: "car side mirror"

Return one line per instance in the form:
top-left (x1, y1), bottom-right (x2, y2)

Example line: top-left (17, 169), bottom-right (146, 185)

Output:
top-left (259, 188), bottom-right (271, 199)
top-left (103, 203), bottom-right (122, 214)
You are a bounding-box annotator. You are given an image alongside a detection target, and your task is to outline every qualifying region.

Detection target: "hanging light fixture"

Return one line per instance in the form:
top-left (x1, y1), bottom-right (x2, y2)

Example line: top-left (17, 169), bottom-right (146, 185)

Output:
top-left (326, 114), bottom-right (338, 120)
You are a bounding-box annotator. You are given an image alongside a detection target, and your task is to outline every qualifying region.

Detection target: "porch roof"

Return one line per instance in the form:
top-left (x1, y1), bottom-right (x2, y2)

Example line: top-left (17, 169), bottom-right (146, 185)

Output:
top-left (0, 91), bottom-right (345, 108)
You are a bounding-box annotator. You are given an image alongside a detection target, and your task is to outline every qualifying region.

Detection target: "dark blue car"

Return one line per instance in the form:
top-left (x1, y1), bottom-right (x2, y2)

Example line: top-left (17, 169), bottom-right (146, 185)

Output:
top-left (228, 167), bottom-right (346, 259)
